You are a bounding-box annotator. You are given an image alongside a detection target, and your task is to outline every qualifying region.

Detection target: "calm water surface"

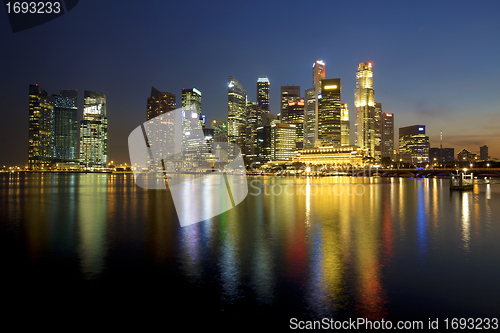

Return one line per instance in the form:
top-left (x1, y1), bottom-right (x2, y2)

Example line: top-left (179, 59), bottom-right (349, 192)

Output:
top-left (1, 173), bottom-right (499, 329)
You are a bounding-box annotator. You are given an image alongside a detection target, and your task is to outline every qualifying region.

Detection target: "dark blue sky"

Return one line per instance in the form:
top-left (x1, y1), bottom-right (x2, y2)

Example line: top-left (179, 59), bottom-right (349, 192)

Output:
top-left (1, 0), bottom-right (499, 165)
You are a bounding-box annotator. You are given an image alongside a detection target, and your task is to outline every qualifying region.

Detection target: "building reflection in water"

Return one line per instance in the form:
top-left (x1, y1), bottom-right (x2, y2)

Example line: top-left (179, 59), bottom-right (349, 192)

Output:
top-left (3, 173), bottom-right (499, 322)
top-left (77, 174), bottom-right (108, 279)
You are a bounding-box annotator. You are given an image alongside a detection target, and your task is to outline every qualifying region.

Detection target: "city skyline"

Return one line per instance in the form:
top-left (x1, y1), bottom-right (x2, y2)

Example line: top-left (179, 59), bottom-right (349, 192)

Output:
top-left (1, 0), bottom-right (499, 166)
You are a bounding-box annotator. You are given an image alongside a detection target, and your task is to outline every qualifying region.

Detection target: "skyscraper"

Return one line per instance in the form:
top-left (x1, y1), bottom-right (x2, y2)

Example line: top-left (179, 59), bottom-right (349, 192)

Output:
top-left (280, 85), bottom-right (300, 120)
top-left (147, 86), bottom-right (176, 121)
top-left (304, 88), bottom-right (316, 148)
top-left (182, 88), bottom-right (202, 125)
top-left (28, 84), bottom-right (54, 170)
top-left (245, 101), bottom-right (265, 165)
top-left (145, 87), bottom-right (176, 167)
top-left (80, 91), bottom-right (107, 169)
top-left (381, 112), bottom-right (394, 160)
top-left (355, 62), bottom-right (376, 158)
top-left (373, 102), bottom-right (383, 160)
top-left (341, 103), bottom-right (350, 146)
top-left (53, 89), bottom-right (78, 161)
top-left (313, 59), bottom-right (325, 144)
top-left (270, 123), bottom-right (296, 161)
top-left (227, 76), bottom-right (247, 155)
top-left (181, 88), bottom-right (204, 158)
top-left (399, 125), bottom-right (429, 164)
top-left (285, 99), bottom-right (306, 150)
top-left (318, 78), bottom-right (341, 146)
top-left (257, 77), bottom-right (270, 111)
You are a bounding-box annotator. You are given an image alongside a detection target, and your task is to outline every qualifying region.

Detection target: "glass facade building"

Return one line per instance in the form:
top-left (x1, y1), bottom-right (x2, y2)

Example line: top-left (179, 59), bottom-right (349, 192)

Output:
top-left (147, 86), bottom-right (176, 121)
top-left (355, 62), bottom-right (377, 158)
top-left (79, 91), bottom-right (108, 169)
top-left (227, 76), bottom-right (247, 156)
top-left (270, 123), bottom-right (296, 161)
top-left (285, 99), bottom-right (306, 151)
top-left (318, 78), bottom-right (341, 147)
top-left (53, 89), bottom-right (78, 161)
top-left (28, 84), bottom-right (54, 170)
top-left (340, 103), bottom-right (350, 146)
top-left (280, 85), bottom-right (300, 120)
top-left (399, 125), bottom-right (429, 164)
top-left (257, 77), bottom-right (270, 111)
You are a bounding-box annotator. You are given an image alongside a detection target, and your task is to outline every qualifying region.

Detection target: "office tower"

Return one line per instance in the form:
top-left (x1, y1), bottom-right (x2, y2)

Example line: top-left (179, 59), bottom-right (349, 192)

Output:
top-left (313, 59), bottom-right (325, 144)
top-left (381, 112), bottom-right (394, 160)
top-left (245, 101), bottom-right (265, 165)
top-left (257, 77), bottom-right (270, 111)
top-left (355, 62), bottom-right (376, 158)
top-left (280, 85), bottom-right (300, 120)
top-left (147, 86), bottom-right (176, 121)
top-left (227, 76), bottom-right (247, 155)
top-left (270, 123), bottom-right (296, 161)
top-left (318, 78), bottom-right (341, 147)
top-left (181, 88), bottom-right (201, 114)
top-left (80, 91), bottom-right (107, 169)
top-left (285, 99), bottom-right (306, 150)
top-left (181, 88), bottom-right (204, 159)
top-left (145, 87), bottom-right (176, 168)
top-left (181, 88), bottom-right (202, 126)
top-left (373, 102), bottom-right (382, 160)
top-left (304, 88), bottom-right (316, 148)
top-left (341, 103), bottom-right (350, 146)
top-left (53, 89), bottom-right (78, 162)
top-left (28, 84), bottom-right (54, 170)
top-left (480, 145), bottom-right (489, 161)
top-left (257, 125), bottom-right (271, 164)
top-left (399, 125), bottom-right (429, 164)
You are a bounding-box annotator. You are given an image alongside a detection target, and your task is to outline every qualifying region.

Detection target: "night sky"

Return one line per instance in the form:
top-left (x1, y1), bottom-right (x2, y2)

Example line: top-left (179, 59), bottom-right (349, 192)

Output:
top-left (1, 0), bottom-right (499, 166)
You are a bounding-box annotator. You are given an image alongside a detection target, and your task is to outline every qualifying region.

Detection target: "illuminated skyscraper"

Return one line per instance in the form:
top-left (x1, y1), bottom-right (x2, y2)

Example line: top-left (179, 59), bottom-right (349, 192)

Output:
top-left (28, 84), bottom-right (54, 170)
top-left (257, 77), bottom-right (270, 111)
top-left (313, 59), bottom-right (325, 144)
top-left (53, 89), bottom-right (78, 161)
top-left (147, 86), bottom-right (176, 121)
top-left (227, 76), bottom-right (247, 154)
top-left (373, 102), bottom-right (383, 160)
top-left (145, 87), bottom-right (176, 166)
top-left (182, 88), bottom-right (202, 125)
top-left (341, 103), bottom-right (350, 146)
top-left (318, 78), bottom-right (341, 146)
top-left (355, 62), bottom-right (376, 158)
top-left (285, 99), bottom-right (306, 150)
top-left (181, 88), bottom-right (204, 158)
top-left (79, 91), bottom-right (107, 169)
top-left (244, 101), bottom-right (264, 164)
top-left (181, 88), bottom-right (201, 112)
top-left (381, 112), bottom-right (394, 160)
top-left (270, 123), bottom-right (296, 161)
top-left (304, 88), bottom-right (316, 148)
top-left (399, 125), bottom-right (429, 164)
top-left (280, 85), bottom-right (300, 120)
